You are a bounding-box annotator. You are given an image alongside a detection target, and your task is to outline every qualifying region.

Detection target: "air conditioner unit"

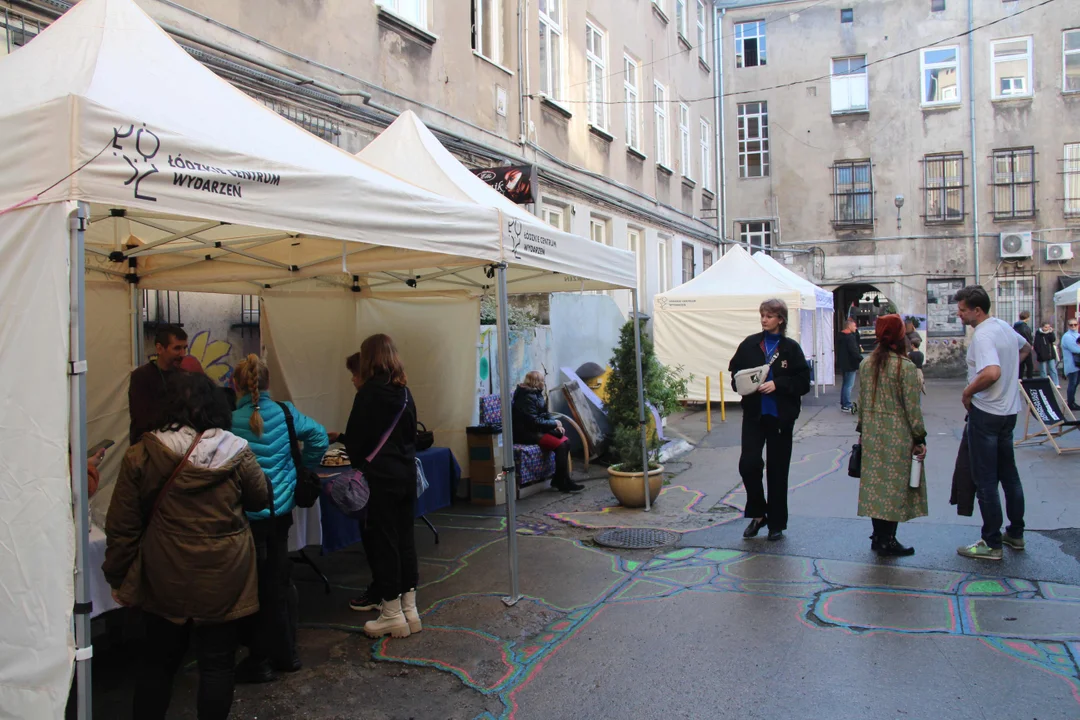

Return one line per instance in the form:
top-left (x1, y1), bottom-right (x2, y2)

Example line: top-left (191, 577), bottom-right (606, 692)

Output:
top-left (1046, 243), bottom-right (1074, 262)
top-left (999, 231), bottom-right (1033, 259)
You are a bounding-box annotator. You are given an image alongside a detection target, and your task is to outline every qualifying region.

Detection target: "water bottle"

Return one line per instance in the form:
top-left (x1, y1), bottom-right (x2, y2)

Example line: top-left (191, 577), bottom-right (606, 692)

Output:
top-left (909, 454), bottom-right (923, 489)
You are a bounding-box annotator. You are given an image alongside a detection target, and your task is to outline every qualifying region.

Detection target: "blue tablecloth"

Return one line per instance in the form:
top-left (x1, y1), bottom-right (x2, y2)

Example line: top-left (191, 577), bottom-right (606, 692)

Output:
top-left (316, 446), bottom-right (459, 554)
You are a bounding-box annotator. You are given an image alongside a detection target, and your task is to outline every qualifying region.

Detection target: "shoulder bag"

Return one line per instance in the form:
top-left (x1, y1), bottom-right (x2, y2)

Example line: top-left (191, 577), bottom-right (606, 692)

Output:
top-left (416, 420), bottom-right (434, 452)
top-left (326, 390), bottom-right (409, 519)
top-left (277, 402), bottom-right (322, 510)
top-left (117, 432), bottom-right (203, 606)
top-left (733, 344), bottom-right (782, 397)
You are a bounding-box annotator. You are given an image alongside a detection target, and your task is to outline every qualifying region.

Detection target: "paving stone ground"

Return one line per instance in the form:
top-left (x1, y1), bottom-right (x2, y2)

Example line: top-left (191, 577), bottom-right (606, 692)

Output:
top-left (85, 379), bottom-right (1080, 719)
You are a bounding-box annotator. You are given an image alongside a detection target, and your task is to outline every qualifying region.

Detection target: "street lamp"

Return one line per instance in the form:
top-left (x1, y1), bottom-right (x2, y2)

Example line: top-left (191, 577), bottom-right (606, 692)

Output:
top-left (894, 194), bottom-right (905, 231)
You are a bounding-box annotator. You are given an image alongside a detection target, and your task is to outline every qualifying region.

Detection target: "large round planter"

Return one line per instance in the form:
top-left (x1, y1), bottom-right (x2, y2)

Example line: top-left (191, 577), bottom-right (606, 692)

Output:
top-left (607, 465), bottom-right (665, 508)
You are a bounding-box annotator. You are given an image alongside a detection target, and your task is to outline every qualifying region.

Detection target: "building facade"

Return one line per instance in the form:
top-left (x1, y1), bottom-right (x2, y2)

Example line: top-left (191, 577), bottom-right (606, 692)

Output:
top-left (717, 0), bottom-right (1080, 372)
top-left (3, 0), bottom-right (723, 317)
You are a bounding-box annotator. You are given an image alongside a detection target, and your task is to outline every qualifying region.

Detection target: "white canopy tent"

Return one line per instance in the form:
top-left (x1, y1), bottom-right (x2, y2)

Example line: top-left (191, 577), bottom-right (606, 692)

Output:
top-left (0, 1), bottom-right (642, 717)
top-left (1054, 279), bottom-right (1080, 309)
top-left (653, 245), bottom-right (805, 402)
top-left (752, 252), bottom-right (835, 391)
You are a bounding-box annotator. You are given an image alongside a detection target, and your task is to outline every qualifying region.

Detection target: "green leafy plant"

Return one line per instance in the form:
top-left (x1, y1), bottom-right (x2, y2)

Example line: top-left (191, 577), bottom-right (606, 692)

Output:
top-left (604, 318), bottom-right (690, 473)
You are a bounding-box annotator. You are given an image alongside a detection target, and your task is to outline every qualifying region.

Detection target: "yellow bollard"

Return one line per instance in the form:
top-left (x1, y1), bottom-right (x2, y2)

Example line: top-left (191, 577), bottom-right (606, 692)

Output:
top-left (706, 375), bottom-right (712, 433)
top-left (719, 371), bottom-right (726, 423)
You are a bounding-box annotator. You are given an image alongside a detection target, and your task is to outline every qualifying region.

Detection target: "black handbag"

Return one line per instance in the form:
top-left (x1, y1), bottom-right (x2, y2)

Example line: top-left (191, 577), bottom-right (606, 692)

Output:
top-left (277, 401), bottom-right (322, 509)
top-left (416, 421), bottom-right (434, 452)
top-left (847, 442), bottom-right (862, 478)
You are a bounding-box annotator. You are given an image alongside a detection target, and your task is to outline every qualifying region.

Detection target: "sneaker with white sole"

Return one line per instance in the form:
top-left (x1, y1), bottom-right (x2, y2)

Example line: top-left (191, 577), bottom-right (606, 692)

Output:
top-left (1002, 533), bottom-right (1026, 551)
top-left (957, 539), bottom-right (1003, 560)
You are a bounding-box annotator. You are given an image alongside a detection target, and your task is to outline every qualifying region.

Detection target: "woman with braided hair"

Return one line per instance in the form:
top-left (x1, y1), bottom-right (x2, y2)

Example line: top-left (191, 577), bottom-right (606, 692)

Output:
top-left (230, 354), bottom-right (328, 681)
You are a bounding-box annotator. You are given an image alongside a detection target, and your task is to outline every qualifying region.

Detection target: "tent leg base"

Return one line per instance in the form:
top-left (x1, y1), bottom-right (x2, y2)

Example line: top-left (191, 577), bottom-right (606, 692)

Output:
top-left (502, 595), bottom-right (523, 607)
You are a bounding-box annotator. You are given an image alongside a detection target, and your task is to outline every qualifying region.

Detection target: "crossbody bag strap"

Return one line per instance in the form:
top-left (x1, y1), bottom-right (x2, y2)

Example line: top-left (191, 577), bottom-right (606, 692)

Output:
top-left (148, 431), bottom-right (203, 524)
top-left (276, 401), bottom-right (305, 472)
top-left (365, 388), bottom-right (410, 464)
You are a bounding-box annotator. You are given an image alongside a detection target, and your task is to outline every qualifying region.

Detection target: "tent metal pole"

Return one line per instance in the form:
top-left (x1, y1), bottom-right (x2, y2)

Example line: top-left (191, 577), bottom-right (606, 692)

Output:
top-left (70, 202), bottom-right (93, 720)
top-left (495, 264), bottom-right (521, 605)
top-left (631, 289), bottom-right (651, 512)
top-left (813, 312), bottom-right (819, 399)
top-left (132, 284), bottom-right (143, 368)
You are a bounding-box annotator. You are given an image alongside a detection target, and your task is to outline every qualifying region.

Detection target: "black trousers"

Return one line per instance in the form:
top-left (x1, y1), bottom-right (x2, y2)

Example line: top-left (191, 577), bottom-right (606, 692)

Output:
top-left (244, 514), bottom-right (299, 670)
top-left (132, 613), bottom-right (240, 720)
top-left (739, 415), bottom-right (795, 531)
top-left (365, 481), bottom-right (419, 602)
top-left (1019, 353), bottom-right (1035, 379)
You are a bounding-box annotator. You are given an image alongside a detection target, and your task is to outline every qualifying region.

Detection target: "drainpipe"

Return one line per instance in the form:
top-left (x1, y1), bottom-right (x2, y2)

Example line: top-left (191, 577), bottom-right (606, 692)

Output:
top-left (967, 0), bottom-right (981, 285)
top-left (715, 6), bottom-right (729, 250)
top-left (517, 0), bottom-right (528, 152)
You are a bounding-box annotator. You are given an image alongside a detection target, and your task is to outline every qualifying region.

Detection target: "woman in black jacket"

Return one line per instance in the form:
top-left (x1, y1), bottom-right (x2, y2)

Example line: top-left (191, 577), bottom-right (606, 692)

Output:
top-left (511, 371), bottom-right (582, 493)
top-left (330, 334), bottom-right (420, 639)
top-left (728, 299), bottom-right (812, 541)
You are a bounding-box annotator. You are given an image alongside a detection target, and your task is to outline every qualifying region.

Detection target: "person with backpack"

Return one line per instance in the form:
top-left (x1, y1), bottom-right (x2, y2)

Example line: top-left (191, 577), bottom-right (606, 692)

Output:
top-left (231, 355), bottom-right (328, 682)
top-left (1033, 321), bottom-right (1060, 388)
top-left (1063, 318), bottom-right (1080, 411)
top-left (837, 317), bottom-right (863, 414)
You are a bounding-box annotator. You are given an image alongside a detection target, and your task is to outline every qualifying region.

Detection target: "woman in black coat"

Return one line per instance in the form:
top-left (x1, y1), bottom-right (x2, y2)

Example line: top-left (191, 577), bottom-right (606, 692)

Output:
top-left (511, 371), bottom-right (582, 492)
top-left (728, 299), bottom-right (812, 541)
top-left (330, 334), bottom-right (420, 639)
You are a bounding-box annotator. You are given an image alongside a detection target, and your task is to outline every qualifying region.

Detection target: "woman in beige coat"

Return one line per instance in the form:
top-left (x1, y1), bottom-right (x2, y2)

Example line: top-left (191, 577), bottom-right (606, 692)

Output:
top-left (104, 372), bottom-right (269, 720)
top-left (857, 314), bottom-right (928, 558)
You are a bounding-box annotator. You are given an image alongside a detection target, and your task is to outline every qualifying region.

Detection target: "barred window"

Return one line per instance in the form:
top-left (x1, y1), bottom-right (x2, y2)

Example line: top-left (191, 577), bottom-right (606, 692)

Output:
top-left (992, 147), bottom-right (1035, 220)
top-left (681, 242), bottom-right (695, 283)
top-left (1, 8), bottom-right (44, 55)
top-left (924, 153), bottom-right (964, 223)
top-left (832, 160), bottom-right (874, 226)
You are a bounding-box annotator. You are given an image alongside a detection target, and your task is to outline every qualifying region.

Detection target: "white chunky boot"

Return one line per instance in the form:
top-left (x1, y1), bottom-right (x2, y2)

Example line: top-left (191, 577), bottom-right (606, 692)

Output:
top-left (401, 589), bottom-right (422, 634)
top-left (363, 596), bottom-right (410, 638)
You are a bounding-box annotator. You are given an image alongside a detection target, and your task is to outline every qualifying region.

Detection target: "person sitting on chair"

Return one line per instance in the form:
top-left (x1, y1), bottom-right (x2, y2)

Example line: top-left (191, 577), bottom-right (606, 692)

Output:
top-left (511, 371), bottom-right (583, 493)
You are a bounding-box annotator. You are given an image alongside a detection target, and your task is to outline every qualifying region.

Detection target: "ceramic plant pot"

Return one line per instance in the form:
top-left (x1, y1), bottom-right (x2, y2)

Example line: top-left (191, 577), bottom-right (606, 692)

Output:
top-left (606, 464), bottom-right (664, 508)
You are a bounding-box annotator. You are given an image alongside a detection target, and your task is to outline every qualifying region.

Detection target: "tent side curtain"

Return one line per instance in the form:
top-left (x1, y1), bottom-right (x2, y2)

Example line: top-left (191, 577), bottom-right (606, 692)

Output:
top-left (0, 202), bottom-right (76, 719)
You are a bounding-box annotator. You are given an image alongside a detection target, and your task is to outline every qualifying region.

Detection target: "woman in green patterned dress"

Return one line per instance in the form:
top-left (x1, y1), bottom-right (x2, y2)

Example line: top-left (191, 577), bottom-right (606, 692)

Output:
top-left (857, 314), bottom-right (928, 557)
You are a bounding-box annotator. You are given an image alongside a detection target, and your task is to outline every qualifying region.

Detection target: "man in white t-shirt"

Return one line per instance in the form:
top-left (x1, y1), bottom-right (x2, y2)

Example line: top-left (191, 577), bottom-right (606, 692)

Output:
top-left (955, 285), bottom-right (1033, 561)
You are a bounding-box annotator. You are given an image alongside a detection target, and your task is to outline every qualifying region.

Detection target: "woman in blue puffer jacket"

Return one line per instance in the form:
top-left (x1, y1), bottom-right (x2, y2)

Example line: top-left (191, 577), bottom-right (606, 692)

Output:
top-left (230, 354), bottom-right (328, 682)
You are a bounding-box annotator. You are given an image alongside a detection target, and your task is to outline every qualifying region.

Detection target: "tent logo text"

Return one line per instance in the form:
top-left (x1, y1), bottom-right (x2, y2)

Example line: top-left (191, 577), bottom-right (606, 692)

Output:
top-left (112, 124), bottom-right (160, 202)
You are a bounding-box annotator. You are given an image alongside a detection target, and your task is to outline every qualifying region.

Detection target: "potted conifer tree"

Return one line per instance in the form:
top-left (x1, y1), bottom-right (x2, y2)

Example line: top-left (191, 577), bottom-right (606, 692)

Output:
top-left (603, 318), bottom-right (689, 507)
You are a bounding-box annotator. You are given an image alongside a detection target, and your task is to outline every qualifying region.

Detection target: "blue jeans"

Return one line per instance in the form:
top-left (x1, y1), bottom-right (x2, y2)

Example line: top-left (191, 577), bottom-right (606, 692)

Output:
top-left (966, 406), bottom-right (1025, 549)
top-left (1067, 371), bottom-right (1079, 408)
top-left (1039, 359), bottom-right (1058, 383)
top-left (840, 371), bottom-right (857, 409)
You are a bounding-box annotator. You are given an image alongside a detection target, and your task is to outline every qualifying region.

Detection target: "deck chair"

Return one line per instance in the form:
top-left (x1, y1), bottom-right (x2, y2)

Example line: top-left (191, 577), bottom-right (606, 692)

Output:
top-left (1015, 377), bottom-right (1080, 454)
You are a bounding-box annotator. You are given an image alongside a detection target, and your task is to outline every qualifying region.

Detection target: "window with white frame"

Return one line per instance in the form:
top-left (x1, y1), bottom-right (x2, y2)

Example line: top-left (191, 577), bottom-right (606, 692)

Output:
top-left (658, 238), bottom-right (670, 293)
top-left (700, 118), bottom-right (712, 190)
top-left (735, 20), bottom-right (766, 68)
top-left (1064, 29), bottom-right (1080, 93)
top-left (628, 228), bottom-right (646, 306)
top-left (831, 56), bottom-right (868, 113)
top-left (991, 147), bottom-right (1035, 220)
top-left (1065, 142), bottom-right (1080, 217)
top-left (542, 203), bottom-right (569, 231)
top-left (655, 82), bottom-right (670, 168)
top-left (832, 160), bottom-right (874, 226)
top-left (473, 0), bottom-right (502, 65)
top-left (740, 222), bottom-right (772, 254)
top-left (994, 277), bottom-right (1036, 328)
top-left (539, 0), bottom-right (563, 99)
top-left (991, 37), bottom-right (1033, 99)
top-left (681, 242), bottom-right (695, 283)
top-left (375, 0), bottom-right (427, 28)
top-left (590, 217), bottom-right (612, 246)
top-left (696, 1), bottom-right (708, 64)
top-left (924, 153), bottom-right (964, 223)
top-left (702, 247), bottom-right (714, 270)
top-left (585, 22), bottom-right (607, 129)
top-left (921, 47), bottom-right (960, 106)
top-left (679, 104), bottom-right (692, 180)
top-left (675, 0), bottom-right (688, 39)
top-left (737, 102), bottom-right (769, 178)
top-left (624, 56), bottom-right (642, 151)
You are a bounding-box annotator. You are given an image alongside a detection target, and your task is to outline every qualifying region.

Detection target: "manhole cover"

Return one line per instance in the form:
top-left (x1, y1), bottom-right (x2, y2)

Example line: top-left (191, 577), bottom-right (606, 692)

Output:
top-left (594, 528), bottom-right (680, 549)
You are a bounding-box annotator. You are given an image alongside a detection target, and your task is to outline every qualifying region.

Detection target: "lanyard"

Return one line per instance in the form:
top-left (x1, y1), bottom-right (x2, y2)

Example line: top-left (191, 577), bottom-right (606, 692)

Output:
top-left (764, 335), bottom-right (781, 359)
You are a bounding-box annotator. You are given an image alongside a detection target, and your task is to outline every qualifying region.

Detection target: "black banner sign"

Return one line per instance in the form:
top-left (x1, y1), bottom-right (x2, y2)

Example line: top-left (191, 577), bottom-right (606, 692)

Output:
top-left (470, 164), bottom-right (537, 205)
